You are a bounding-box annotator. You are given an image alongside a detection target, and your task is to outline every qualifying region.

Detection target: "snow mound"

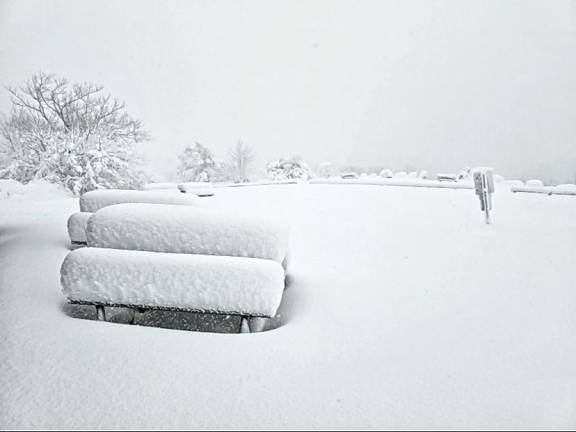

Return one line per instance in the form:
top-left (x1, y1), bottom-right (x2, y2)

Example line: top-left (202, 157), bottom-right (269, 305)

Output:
top-left (67, 212), bottom-right (92, 244)
top-left (526, 179), bottom-right (544, 187)
top-left (86, 203), bottom-right (290, 264)
top-left (79, 189), bottom-right (198, 212)
top-left (0, 179), bottom-right (68, 199)
top-left (0, 179), bottom-right (26, 198)
top-left (143, 182), bottom-right (178, 191)
top-left (61, 248), bottom-right (285, 317)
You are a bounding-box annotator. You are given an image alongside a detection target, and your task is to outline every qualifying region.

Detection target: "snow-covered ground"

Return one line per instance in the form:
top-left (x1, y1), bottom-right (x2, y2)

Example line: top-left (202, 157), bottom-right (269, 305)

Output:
top-left (1, 183), bottom-right (576, 429)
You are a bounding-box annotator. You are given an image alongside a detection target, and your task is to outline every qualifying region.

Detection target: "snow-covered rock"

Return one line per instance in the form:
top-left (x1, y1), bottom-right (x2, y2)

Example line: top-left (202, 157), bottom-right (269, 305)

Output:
top-left (526, 179), bottom-right (544, 187)
top-left (67, 212), bottom-right (92, 244)
top-left (60, 248), bottom-right (285, 317)
top-left (79, 189), bottom-right (198, 212)
top-left (86, 203), bottom-right (290, 265)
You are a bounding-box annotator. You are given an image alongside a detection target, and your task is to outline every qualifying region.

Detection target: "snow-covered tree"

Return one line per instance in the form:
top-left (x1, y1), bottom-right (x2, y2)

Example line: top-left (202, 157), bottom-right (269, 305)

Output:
top-left (0, 72), bottom-right (149, 194)
top-left (177, 142), bottom-right (221, 182)
top-left (224, 140), bottom-right (255, 183)
top-left (266, 156), bottom-right (313, 181)
top-left (317, 162), bottom-right (333, 178)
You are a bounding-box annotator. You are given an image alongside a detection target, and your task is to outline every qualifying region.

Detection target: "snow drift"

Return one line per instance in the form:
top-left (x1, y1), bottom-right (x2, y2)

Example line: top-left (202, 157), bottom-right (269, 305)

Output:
top-left (79, 189), bottom-right (198, 212)
top-left (86, 203), bottom-right (290, 265)
top-left (60, 248), bottom-right (285, 317)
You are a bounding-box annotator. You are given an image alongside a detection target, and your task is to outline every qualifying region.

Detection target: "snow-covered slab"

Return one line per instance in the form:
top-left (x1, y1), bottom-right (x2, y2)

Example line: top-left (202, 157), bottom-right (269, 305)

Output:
top-left (310, 177), bottom-right (474, 190)
top-left (511, 184), bottom-right (576, 196)
top-left (143, 182), bottom-right (178, 191)
top-left (177, 182), bottom-right (215, 196)
top-left (67, 212), bottom-right (92, 244)
top-left (61, 248), bottom-right (285, 317)
top-left (86, 203), bottom-right (289, 264)
top-left (511, 185), bottom-right (555, 195)
top-left (79, 189), bottom-right (198, 212)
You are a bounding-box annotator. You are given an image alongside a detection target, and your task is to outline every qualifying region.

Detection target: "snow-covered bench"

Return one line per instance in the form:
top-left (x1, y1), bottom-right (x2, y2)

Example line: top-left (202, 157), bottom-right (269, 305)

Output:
top-left (61, 202), bottom-right (290, 333)
top-left (79, 189), bottom-right (198, 212)
top-left (68, 189), bottom-right (199, 247)
top-left (86, 203), bottom-right (290, 268)
top-left (61, 248), bottom-right (285, 333)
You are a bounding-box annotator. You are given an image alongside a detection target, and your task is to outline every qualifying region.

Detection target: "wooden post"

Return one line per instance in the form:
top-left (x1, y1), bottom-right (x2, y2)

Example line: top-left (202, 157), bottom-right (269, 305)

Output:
top-left (96, 305), bottom-right (106, 321)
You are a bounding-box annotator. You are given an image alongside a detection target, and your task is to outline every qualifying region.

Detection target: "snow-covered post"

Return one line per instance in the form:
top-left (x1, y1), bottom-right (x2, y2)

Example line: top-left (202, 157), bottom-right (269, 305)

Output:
top-left (473, 168), bottom-right (495, 224)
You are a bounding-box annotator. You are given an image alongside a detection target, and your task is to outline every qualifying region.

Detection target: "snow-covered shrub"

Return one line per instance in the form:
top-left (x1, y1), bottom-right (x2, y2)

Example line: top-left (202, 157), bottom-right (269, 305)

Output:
top-left (526, 179), bottom-right (544, 187)
top-left (505, 179), bottom-right (524, 187)
top-left (379, 169), bottom-right (393, 178)
top-left (418, 170), bottom-right (428, 179)
top-left (266, 156), bottom-right (313, 181)
top-left (408, 171), bottom-right (418, 179)
top-left (0, 72), bottom-right (149, 195)
top-left (394, 171), bottom-right (407, 178)
top-left (493, 174), bottom-right (505, 183)
top-left (177, 142), bottom-right (222, 182)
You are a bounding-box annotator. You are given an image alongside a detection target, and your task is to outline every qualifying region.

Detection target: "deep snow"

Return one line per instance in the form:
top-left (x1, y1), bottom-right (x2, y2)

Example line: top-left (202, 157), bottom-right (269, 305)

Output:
top-left (1, 183), bottom-right (576, 429)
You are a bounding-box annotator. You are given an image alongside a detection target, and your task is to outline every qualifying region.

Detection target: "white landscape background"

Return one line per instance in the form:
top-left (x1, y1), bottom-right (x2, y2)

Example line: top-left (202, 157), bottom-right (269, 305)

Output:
top-left (1, 0), bottom-right (576, 430)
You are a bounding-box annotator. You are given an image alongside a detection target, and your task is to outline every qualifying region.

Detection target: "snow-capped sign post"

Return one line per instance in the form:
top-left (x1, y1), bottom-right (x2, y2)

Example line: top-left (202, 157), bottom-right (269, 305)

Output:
top-left (473, 167), bottom-right (495, 224)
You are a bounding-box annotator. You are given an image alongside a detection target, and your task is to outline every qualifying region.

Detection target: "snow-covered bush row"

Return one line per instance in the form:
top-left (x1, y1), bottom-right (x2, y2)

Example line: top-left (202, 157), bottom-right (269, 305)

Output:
top-left (143, 183), bottom-right (178, 190)
top-left (67, 212), bottom-right (92, 244)
top-left (61, 248), bottom-right (285, 317)
top-left (79, 189), bottom-right (198, 212)
top-left (86, 203), bottom-right (290, 265)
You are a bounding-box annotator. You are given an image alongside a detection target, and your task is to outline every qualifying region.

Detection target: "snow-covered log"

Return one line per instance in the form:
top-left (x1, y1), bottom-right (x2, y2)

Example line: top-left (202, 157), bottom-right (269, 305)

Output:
top-left (67, 212), bottom-right (92, 245)
top-left (79, 189), bottom-right (198, 212)
top-left (86, 203), bottom-right (290, 265)
top-left (60, 248), bottom-right (285, 317)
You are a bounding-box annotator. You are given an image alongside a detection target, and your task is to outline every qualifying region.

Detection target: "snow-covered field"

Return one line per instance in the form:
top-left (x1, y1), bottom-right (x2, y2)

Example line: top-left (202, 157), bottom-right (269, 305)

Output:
top-left (1, 183), bottom-right (576, 429)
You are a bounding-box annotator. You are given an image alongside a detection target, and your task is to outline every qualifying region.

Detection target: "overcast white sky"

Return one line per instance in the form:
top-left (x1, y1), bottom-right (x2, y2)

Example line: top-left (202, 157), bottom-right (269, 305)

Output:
top-left (1, 0), bottom-right (575, 182)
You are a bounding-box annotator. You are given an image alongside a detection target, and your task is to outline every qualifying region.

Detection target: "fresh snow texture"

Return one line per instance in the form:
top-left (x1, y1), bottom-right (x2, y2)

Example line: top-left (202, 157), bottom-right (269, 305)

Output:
top-left (67, 212), bottom-right (92, 244)
top-left (86, 203), bottom-right (289, 264)
top-left (61, 248), bottom-right (285, 317)
top-left (79, 189), bottom-right (198, 212)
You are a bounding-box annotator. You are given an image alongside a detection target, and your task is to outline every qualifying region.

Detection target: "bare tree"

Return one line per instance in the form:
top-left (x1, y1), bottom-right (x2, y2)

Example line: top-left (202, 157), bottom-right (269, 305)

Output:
top-left (225, 140), bottom-right (255, 183)
top-left (0, 72), bottom-right (149, 194)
